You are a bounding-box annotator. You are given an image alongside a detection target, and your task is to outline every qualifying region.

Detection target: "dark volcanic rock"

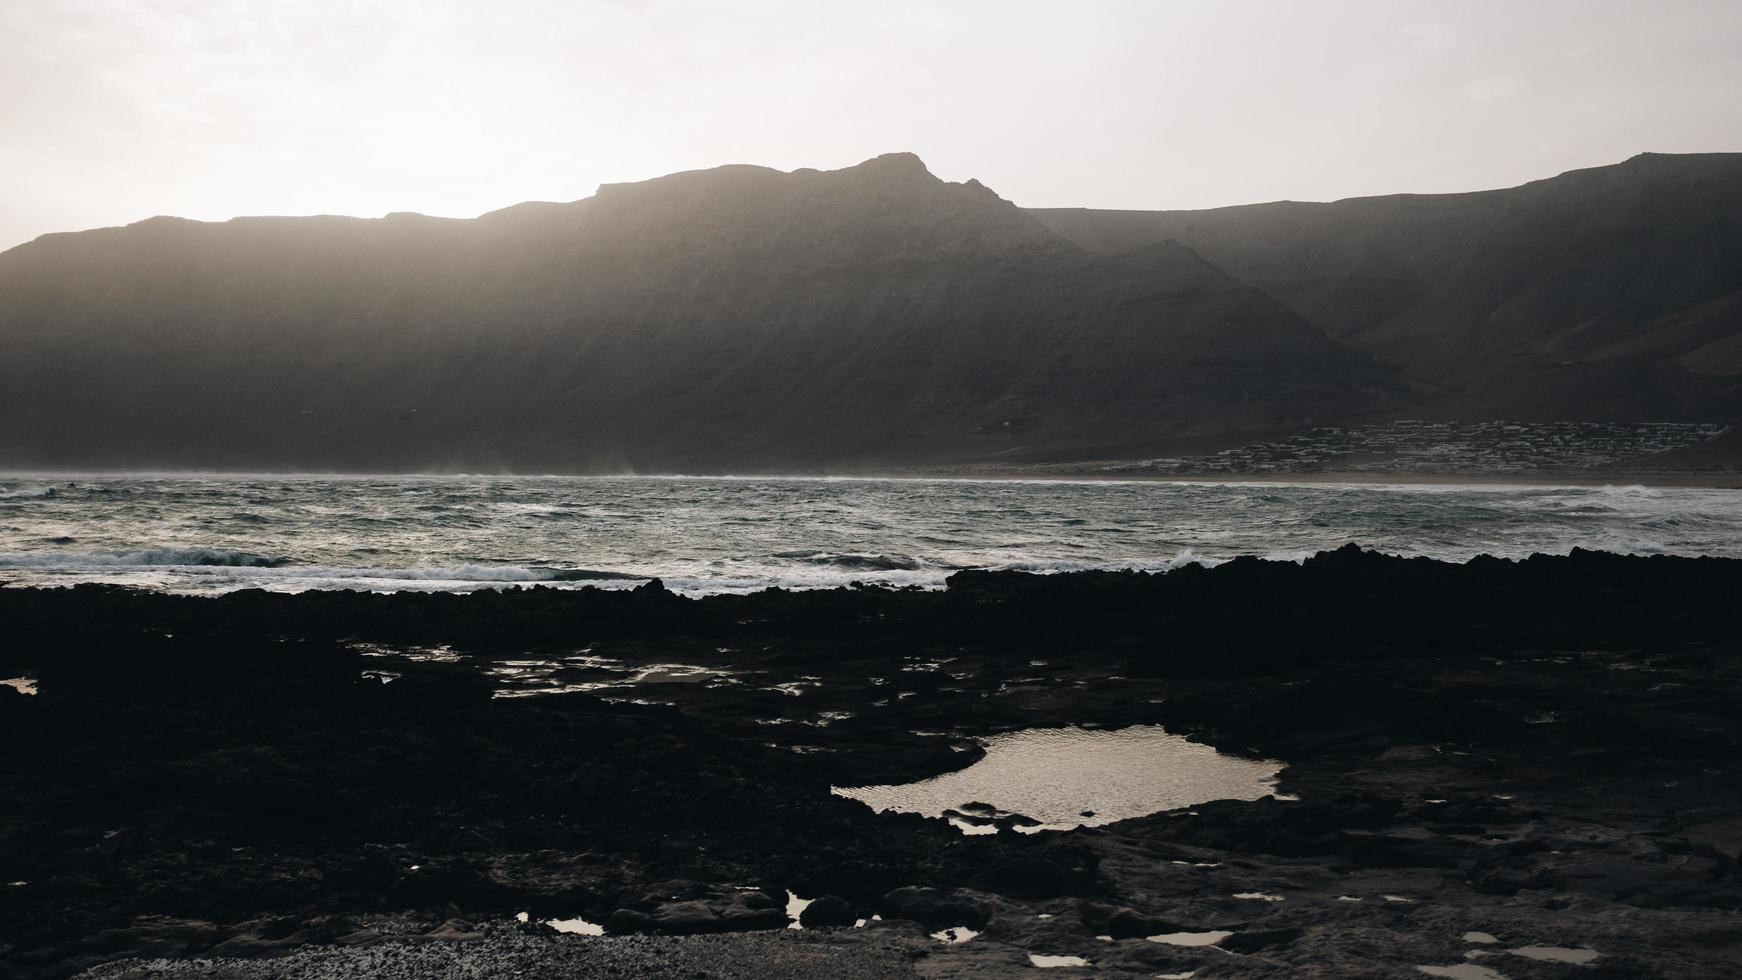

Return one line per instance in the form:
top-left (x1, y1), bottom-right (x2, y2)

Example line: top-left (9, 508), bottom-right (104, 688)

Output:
top-left (5, 548), bottom-right (1742, 977)
top-left (798, 895), bottom-right (857, 928)
top-left (1219, 926), bottom-right (1303, 953)
top-left (875, 887), bottom-right (991, 930)
top-left (1078, 902), bottom-right (1187, 940)
top-left (975, 855), bottom-right (1074, 898)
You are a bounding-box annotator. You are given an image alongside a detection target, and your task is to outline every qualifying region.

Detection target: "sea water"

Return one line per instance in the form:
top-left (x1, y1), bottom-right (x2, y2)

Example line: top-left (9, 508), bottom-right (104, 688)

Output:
top-left (2, 474), bottom-right (1739, 595)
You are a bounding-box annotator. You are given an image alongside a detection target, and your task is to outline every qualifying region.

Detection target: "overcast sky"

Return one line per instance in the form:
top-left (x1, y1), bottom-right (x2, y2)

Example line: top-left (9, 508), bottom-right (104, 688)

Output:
top-left (3, 0), bottom-right (1740, 250)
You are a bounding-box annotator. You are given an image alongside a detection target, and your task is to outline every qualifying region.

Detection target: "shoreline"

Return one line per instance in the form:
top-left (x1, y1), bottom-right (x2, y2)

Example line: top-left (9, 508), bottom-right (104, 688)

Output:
top-left (5, 548), bottom-right (1742, 978)
top-left (904, 466), bottom-right (1742, 490)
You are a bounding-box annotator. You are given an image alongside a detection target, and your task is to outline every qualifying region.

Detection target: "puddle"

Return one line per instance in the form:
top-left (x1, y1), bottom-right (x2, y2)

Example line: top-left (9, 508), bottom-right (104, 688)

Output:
top-left (833, 726), bottom-right (1282, 832)
top-left (948, 817), bottom-right (1000, 835)
top-left (544, 915), bottom-right (605, 936)
top-left (1510, 946), bottom-right (1599, 965)
top-left (1, 676), bottom-right (37, 695)
top-left (903, 657), bottom-right (956, 671)
top-left (1156, 973), bottom-right (1196, 980)
top-left (486, 657), bottom-right (733, 698)
top-left (627, 664), bottom-right (719, 684)
top-left (1383, 894), bottom-right (1417, 903)
top-left (1029, 953), bottom-right (1091, 968)
top-left (351, 642), bottom-right (464, 663)
top-left (1464, 931), bottom-right (1499, 944)
top-left (785, 891), bottom-right (811, 929)
top-left (931, 926), bottom-right (980, 944)
top-left (1147, 930), bottom-right (1232, 947)
top-left (1233, 892), bottom-right (1285, 902)
top-left (1419, 966), bottom-right (1506, 980)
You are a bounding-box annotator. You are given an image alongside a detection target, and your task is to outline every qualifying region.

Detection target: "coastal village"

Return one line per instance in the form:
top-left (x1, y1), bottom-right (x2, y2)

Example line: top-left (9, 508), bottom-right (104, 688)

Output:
top-left (1118, 420), bottom-right (1734, 477)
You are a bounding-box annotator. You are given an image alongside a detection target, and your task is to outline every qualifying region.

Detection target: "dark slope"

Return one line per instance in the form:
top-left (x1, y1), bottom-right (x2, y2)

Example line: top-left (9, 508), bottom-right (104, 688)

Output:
top-left (0, 154), bottom-right (1397, 472)
top-left (1030, 152), bottom-right (1742, 421)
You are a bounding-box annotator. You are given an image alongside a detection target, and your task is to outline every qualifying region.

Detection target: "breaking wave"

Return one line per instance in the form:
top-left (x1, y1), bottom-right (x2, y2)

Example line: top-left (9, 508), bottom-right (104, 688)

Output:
top-left (1595, 485), bottom-right (1666, 498)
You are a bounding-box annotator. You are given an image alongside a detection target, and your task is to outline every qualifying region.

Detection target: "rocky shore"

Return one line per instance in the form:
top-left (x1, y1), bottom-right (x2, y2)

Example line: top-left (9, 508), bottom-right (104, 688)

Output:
top-left (3, 546), bottom-right (1741, 978)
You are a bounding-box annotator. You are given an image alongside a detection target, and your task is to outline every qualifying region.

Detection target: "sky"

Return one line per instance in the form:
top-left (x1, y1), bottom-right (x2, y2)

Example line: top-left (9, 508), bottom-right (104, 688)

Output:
top-left (3, 0), bottom-right (1741, 250)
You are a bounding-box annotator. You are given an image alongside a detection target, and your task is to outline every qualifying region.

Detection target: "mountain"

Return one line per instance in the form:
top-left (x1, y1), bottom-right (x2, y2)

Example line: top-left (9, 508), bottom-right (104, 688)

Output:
top-left (0, 153), bottom-right (1396, 473)
top-left (1029, 152), bottom-right (1742, 422)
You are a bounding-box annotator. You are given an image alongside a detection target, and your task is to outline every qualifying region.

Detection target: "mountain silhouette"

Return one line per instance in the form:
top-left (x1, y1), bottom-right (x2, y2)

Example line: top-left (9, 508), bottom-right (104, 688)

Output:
top-left (0, 153), bottom-right (1395, 472)
top-left (1029, 152), bottom-right (1742, 423)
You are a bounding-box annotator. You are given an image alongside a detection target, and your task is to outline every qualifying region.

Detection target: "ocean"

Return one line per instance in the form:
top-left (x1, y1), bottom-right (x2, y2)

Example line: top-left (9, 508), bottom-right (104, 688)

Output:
top-left (2, 475), bottom-right (1739, 595)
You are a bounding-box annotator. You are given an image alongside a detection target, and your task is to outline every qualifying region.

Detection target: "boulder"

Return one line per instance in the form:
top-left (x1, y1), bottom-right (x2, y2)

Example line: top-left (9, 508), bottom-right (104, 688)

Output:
top-left (799, 895), bottom-right (857, 928)
top-left (877, 886), bottom-right (990, 930)
top-left (720, 891), bottom-right (788, 931)
top-left (650, 901), bottom-right (721, 934)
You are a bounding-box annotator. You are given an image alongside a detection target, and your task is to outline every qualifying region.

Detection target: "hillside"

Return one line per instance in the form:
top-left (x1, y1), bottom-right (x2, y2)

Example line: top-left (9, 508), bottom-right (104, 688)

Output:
top-left (1029, 152), bottom-right (1742, 423)
top-left (0, 154), bottom-right (1395, 472)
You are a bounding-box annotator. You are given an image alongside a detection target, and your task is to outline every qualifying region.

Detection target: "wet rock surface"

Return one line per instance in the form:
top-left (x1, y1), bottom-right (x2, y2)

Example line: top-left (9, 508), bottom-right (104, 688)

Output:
top-left (2, 546), bottom-right (1741, 977)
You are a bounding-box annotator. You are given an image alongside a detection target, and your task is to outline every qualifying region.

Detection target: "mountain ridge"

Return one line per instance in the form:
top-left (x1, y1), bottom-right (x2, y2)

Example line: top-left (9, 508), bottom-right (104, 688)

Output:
top-left (1028, 151), bottom-right (1742, 425)
top-left (0, 153), bottom-right (1394, 472)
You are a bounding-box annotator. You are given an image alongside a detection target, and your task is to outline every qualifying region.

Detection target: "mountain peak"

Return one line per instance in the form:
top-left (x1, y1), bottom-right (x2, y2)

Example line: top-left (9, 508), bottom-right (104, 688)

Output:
top-left (852, 151), bottom-right (931, 174)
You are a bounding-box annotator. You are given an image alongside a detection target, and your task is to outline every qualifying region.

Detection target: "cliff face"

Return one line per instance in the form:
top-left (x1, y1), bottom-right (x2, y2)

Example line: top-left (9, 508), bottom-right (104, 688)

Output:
top-left (0, 153), bottom-right (1394, 472)
top-left (1029, 153), bottom-right (1742, 422)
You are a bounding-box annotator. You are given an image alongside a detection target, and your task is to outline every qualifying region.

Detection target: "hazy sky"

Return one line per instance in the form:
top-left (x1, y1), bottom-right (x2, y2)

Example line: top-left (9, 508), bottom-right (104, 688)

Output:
top-left (4, 0), bottom-right (1740, 250)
